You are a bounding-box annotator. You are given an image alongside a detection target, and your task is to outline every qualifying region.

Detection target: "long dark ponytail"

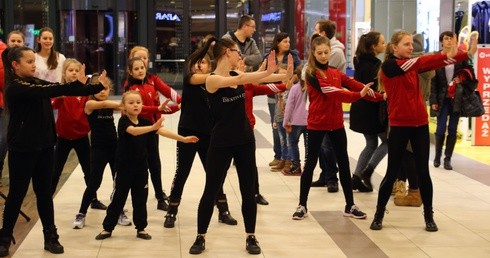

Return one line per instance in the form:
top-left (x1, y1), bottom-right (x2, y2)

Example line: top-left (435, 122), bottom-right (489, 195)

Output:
top-left (185, 37), bottom-right (217, 76)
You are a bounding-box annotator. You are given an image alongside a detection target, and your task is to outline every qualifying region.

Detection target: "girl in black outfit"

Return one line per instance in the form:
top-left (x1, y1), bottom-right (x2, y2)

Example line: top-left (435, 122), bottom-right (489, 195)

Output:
top-left (350, 31), bottom-right (388, 192)
top-left (188, 37), bottom-right (292, 255)
top-left (95, 91), bottom-right (198, 241)
top-left (0, 46), bottom-right (105, 256)
top-left (164, 47), bottom-right (236, 228)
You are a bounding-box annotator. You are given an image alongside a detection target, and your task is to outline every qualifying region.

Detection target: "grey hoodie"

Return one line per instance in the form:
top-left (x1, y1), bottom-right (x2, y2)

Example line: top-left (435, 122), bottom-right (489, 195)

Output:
top-left (329, 36), bottom-right (346, 72)
top-left (223, 31), bottom-right (262, 70)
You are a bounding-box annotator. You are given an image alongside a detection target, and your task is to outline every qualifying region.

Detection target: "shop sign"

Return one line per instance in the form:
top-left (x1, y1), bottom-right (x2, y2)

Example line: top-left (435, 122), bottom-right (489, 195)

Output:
top-left (474, 46), bottom-right (490, 145)
top-left (156, 12), bottom-right (181, 22)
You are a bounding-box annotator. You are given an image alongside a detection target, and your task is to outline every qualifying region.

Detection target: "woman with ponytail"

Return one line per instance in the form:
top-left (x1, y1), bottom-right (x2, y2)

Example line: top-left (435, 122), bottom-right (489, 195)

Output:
top-left (188, 37), bottom-right (292, 255)
top-left (164, 38), bottom-right (238, 229)
top-left (349, 31), bottom-right (388, 192)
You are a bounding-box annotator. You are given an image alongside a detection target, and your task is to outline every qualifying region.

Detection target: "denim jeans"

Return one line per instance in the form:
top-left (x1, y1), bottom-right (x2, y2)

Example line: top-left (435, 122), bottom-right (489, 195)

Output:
top-left (318, 134), bottom-right (339, 183)
top-left (353, 131), bottom-right (388, 176)
top-left (287, 125), bottom-right (306, 163)
top-left (268, 102), bottom-right (281, 159)
top-left (276, 120), bottom-right (290, 160)
top-left (436, 98), bottom-right (460, 136)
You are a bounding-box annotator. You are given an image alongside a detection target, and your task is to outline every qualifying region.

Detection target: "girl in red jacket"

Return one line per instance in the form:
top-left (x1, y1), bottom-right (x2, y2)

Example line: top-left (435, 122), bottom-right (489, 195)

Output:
top-left (370, 31), bottom-right (476, 232)
top-left (50, 58), bottom-right (107, 209)
top-left (125, 46), bottom-right (181, 211)
top-left (292, 35), bottom-right (383, 221)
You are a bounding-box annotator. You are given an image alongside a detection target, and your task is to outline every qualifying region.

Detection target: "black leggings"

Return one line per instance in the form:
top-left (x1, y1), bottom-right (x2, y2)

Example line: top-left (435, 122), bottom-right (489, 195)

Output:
top-left (79, 145), bottom-right (117, 214)
top-left (103, 169), bottom-right (149, 232)
top-left (51, 136), bottom-right (92, 196)
top-left (300, 129), bottom-right (354, 209)
top-left (377, 125), bottom-right (433, 208)
top-left (169, 128), bottom-right (224, 201)
top-left (148, 134), bottom-right (165, 200)
top-left (197, 142), bottom-right (257, 234)
top-left (1, 148), bottom-right (56, 237)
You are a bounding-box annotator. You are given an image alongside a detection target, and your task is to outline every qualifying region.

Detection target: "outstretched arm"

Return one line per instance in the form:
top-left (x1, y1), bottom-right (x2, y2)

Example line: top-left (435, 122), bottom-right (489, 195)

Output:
top-left (156, 127), bottom-right (199, 143)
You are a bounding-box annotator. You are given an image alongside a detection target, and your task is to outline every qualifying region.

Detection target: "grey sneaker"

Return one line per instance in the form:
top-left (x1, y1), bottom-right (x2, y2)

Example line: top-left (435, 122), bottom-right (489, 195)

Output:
top-left (73, 213), bottom-right (86, 229)
top-left (292, 205), bottom-right (308, 220)
top-left (118, 209), bottom-right (132, 226)
top-left (343, 205), bottom-right (367, 219)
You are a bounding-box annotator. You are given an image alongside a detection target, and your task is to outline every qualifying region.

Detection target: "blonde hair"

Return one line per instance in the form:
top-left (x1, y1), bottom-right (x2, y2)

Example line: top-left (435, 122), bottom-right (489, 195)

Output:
top-left (378, 30), bottom-right (412, 92)
top-left (129, 46), bottom-right (149, 59)
top-left (121, 90), bottom-right (142, 104)
top-left (61, 58), bottom-right (82, 83)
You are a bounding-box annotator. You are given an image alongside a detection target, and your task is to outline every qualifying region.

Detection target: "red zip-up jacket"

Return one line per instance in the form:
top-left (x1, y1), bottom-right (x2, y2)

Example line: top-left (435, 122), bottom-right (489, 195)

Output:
top-left (52, 96), bottom-right (90, 140)
top-left (306, 65), bottom-right (383, 131)
top-left (244, 83), bottom-right (287, 128)
top-left (0, 41), bottom-right (7, 109)
top-left (381, 52), bottom-right (468, 127)
top-left (124, 76), bottom-right (181, 123)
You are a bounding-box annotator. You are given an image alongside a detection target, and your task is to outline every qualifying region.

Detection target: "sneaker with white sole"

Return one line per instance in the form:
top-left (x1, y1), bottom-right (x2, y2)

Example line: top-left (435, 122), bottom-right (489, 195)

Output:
top-left (73, 213), bottom-right (86, 229)
top-left (118, 210), bottom-right (132, 226)
top-left (292, 205), bottom-right (308, 220)
top-left (343, 205), bottom-right (367, 219)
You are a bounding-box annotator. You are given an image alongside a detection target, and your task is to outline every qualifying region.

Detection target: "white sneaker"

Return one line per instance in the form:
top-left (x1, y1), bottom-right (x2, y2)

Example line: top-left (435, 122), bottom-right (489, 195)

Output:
top-left (118, 209), bottom-right (132, 226)
top-left (73, 213), bottom-right (86, 229)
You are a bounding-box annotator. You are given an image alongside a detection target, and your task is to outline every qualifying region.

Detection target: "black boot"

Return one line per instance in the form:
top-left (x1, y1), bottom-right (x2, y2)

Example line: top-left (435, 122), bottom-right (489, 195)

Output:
top-left (360, 164), bottom-right (375, 190)
top-left (43, 226), bottom-right (64, 254)
top-left (164, 198), bottom-right (180, 228)
top-left (434, 134), bottom-right (445, 168)
top-left (424, 208), bottom-right (438, 232)
top-left (216, 194), bottom-right (238, 225)
top-left (352, 174), bottom-right (372, 192)
top-left (0, 231), bottom-right (13, 257)
top-left (443, 135), bottom-right (456, 170)
top-left (370, 206), bottom-right (386, 230)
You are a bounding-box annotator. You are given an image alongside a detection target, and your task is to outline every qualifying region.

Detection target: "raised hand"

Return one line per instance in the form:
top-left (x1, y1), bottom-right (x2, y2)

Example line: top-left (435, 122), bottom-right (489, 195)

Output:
top-left (152, 117), bottom-right (164, 131)
top-left (78, 64), bottom-right (88, 84)
top-left (98, 70), bottom-right (110, 87)
top-left (360, 82), bottom-right (375, 98)
top-left (266, 50), bottom-right (278, 74)
top-left (158, 99), bottom-right (172, 112)
top-left (286, 54), bottom-right (294, 79)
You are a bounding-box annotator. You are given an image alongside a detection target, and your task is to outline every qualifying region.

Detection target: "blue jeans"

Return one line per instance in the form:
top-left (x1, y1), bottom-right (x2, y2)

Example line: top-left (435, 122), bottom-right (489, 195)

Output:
top-left (353, 132), bottom-right (388, 176)
top-left (276, 120), bottom-right (290, 160)
top-left (287, 125), bottom-right (307, 163)
top-left (318, 134), bottom-right (339, 183)
top-left (436, 98), bottom-right (460, 136)
top-left (268, 103), bottom-right (281, 160)
top-left (0, 109), bottom-right (9, 176)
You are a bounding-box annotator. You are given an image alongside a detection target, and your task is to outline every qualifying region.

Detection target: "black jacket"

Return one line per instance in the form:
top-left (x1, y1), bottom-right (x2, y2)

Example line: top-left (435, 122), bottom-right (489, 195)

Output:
top-left (349, 53), bottom-right (385, 134)
top-left (429, 55), bottom-right (469, 111)
top-left (5, 76), bottom-right (103, 152)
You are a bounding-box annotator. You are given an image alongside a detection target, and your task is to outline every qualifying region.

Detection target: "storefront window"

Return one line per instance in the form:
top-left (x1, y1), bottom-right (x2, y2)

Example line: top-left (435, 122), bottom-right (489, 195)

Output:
top-left (13, 0), bottom-right (49, 49)
top-left (0, 0), bottom-right (4, 40)
top-left (257, 0), bottom-right (285, 55)
top-left (59, 1), bottom-right (136, 94)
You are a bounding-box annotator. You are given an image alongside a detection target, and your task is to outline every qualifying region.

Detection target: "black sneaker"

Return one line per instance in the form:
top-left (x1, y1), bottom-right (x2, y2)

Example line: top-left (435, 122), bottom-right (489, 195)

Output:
top-left (292, 205), bottom-right (308, 220)
top-left (327, 181), bottom-right (339, 193)
top-left (157, 199), bottom-right (169, 211)
top-left (90, 200), bottom-right (107, 210)
top-left (343, 205), bottom-right (367, 219)
top-left (189, 235), bottom-right (205, 254)
top-left (245, 235), bottom-right (261, 255)
top-left (164, 213), bottom-right (176, 228)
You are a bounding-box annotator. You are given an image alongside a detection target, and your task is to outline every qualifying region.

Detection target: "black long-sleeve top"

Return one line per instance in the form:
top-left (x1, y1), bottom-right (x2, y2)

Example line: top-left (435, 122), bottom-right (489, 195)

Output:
top-left (4, 76), bottom-right (103, 152)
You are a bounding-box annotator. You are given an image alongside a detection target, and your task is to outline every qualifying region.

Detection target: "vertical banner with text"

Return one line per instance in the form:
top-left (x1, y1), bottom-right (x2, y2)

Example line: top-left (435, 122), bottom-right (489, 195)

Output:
top-left (474, 46), bottom-right (490, 145)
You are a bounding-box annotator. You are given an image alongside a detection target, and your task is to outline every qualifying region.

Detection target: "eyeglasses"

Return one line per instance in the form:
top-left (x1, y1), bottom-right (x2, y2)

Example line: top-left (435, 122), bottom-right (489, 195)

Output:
top-left (229, 48), bottom-right (242, 56)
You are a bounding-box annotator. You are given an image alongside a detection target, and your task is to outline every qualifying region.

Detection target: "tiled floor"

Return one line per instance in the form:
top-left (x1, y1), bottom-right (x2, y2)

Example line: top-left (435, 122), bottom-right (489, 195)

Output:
top-left (14, 96), bottom-right (490, 257)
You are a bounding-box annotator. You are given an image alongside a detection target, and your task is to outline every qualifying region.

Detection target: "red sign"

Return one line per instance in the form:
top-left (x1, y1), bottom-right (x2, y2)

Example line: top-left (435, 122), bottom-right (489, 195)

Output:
top-left (474, 46), bottom-right (490, 145)
top-left (328, 0), bottom-right (346, 46)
